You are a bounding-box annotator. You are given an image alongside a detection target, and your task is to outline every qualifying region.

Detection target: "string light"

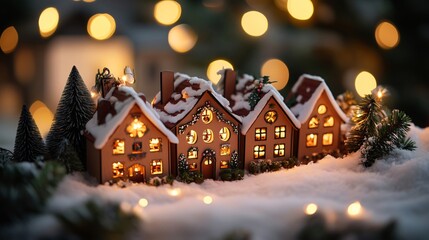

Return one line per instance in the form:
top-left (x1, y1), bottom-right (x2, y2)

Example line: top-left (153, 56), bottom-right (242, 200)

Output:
top-left (203, 195), bottom-right (213, 205)
top-left (241, 11), bottom-right (269, 37)
top-left (304, 203), bottom-right (318, 215)
top-left (167, 188), bottom-right (181, 197)
top-left (355, 71), bottom-right (377, 97)
top-left (87, 13), bottom-right (116, 40)
top-left (0, 26), bottom-right (18, 54)
top-left (347, 201), bottom-right (362, 217)
top-left (138, 198), bottom-right (149, 208)
top-left (207, 59), bottom-right (233, 84)
top-left (154, 0), bottom-right (182, 25)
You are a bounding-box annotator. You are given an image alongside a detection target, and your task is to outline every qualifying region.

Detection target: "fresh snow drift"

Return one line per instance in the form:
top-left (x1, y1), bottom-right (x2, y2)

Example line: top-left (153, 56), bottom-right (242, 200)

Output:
top-left (11, 125), bottom-right (429, 239)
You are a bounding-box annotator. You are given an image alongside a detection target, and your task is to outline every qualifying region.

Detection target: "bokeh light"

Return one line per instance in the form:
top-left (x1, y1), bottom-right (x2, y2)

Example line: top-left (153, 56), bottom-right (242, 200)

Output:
top-left (203, 195), bottom-right (213, 205)
top-left (167, 188), bottom-right (181, 197)
top-left (261, 58), bottom-right (289, 90)
top-left (355, 71), bottom-right (377, 97)
top-left (29, 100), bottom-right (53, 138)
top-left (0, 84), bottom-right (21, 116)
top-left (39, 7), bottom-right (59, 38)
top-left (287, 0), bottom-right (314, 21)
top-left (304, 203), bottom-right (318, 215)
top-left (87, 13), bottom-right (116, 40)
top-left (241, 11), bottom-right (269, 37)
top-left (0, 26), bottom-right (19, 54)
top-left (207, 59), bottom-right (234, 84)
top-left (375, 21), bottom-right (400, 49)
top-left (14, 48), bottom-right (36, 85)
top-left (138, 198), bottom-right (149, 208)
top-left (347, 201), bottom-right (362, 217)
top-left (168, 24), bottom-right (198, 53)
top-left (154, 0), bottom-right (182, 26)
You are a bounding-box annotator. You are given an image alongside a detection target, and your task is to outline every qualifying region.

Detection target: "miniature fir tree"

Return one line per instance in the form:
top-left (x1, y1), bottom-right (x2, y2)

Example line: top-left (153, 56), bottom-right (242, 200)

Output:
top-left (57, 139), bottom-right (84, 174)
top-left (46, 66), bottom-right (95, 168)
top-left (249, 76), bottom-right (274, 110)
top-left (345, 94), bottom-right (416, 167)
top-left (13, 105), bottom-right (47, 162)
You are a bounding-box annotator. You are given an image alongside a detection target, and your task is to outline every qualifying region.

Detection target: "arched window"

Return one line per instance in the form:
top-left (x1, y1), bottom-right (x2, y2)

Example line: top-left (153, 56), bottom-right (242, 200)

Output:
top-left (201, 108), bottom-right (213, 124)
top-left (202, 129), bottom-right (214, 143)
top-left (186, 130), bottom-right (198, 144)
top-left (219, 127), bottom-right (230, 141)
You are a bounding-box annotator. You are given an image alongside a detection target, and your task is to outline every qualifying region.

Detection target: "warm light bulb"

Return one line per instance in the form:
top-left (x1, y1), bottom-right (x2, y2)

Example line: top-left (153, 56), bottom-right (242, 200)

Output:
top-left (375, 21), bottom-right (400, 49)
top-left (0, 26), bottom-right (19, 54)
top-left (305, 203), bottom-right (318, 215)
top-left (168, 188), bottom-right (181, 197)
top-left (168, 24), bottom-right (198, 53)
top-left (287, 0), bottom-right (314, 21)
top-left (347, 201), bottom-right (362, 217)
top-left (203, 195), bottom-right (213, 205)
top-left (138, 198), bottom-right (149, 208)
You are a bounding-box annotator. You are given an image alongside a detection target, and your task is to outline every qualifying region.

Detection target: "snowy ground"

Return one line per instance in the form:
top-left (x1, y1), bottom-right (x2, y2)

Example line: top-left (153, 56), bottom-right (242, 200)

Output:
top-left (5, 125), bottom-right (429, 239)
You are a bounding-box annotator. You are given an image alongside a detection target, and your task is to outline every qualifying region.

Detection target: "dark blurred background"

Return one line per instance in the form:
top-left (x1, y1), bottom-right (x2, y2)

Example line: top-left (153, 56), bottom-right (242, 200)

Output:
top-left (1, 0), bottom-right (429, 149)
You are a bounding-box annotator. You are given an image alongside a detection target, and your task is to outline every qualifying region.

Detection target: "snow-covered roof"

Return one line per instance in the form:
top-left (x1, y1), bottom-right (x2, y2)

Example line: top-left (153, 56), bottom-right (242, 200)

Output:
top-left (287, 74), bottom-right (348, 123)
top-left (153, 72), bottom-right (239, 128)
top-left (86, 86), bottom-right (178, 149)
top-left (230, 74), bottom-right (301, 134)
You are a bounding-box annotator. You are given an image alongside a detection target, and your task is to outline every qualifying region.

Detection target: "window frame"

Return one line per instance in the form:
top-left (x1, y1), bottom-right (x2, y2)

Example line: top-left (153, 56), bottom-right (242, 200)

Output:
top-left (255, 127), bottom-right (267, 141)
top-left (274, 143), bottom-right (285, 157)
top-left (253, 145), bottom-right (266, 159)
top-left (274, 126), bottom-right (286, 139)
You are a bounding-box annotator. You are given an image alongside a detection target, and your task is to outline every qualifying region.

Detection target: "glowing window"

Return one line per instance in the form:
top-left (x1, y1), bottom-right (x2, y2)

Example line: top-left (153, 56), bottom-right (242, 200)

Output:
top-left (113, 139), bottom-right (125, 154)
top-left (201, 108), bottom-right (213, 124)
top-left (318, 104), bottom-right (327, 114)
top-left (219, 127), bottom-right (230, 141)
top-left (324, 116), bottom-right (334, 127)
top-left (220, 160), bottom-right (229, 169)
top-left (306, 134), bottom-right (318, 147)
top-left (253, 145), bottom-right (266, 159)
top-left (264, 110), bottom-right (277, 124)
top-left (323, 133), bottom-right (333, 146)
top-left (203, 129), bottom-right (214, 143)
top-left (189, 162), bottom-right (198, 171)
top-left (186, 130), bottom-right (197, 144)
top-left (274, 144), bottom-right (285, 157)
top-left (255, 128), bottom-right (267, 141)
top-left (112, 162), bottom-right (124, 178)
top-left (126, 116), bottom-right (147, 138)
top-left (132, 142), bottom-right (143, 153)
top-left (188, 147), bottom-right (198, 159)
top-left (274, 126), bottom-right (286, 139)
top-left (220, 143), bottom-right (230, 156)
top-left (309, 117), bottom-right (319, 129)
top-left (149, 138), bottom-right (161, 152)
top-left (151, 160), bottom-right (162, 175)
top-left (204, 159), bottom-right (213, 165)
top-left (128, 164), bottom-right (144, 177)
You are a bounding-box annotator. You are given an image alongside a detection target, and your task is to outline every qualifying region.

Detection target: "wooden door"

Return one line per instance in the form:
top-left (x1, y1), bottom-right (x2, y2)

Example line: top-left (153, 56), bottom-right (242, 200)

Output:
top-left (201, 149), bottom-right (215, 179)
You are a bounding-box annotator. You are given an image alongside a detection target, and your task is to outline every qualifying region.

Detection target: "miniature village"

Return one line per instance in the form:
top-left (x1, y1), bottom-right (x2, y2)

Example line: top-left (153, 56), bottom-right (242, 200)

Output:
top-left (4, 65), bottom-right (416, 185)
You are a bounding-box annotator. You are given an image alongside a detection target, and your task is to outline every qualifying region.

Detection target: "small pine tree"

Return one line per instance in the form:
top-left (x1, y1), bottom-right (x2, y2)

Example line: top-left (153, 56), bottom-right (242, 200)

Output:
top-left (345, 94), bottom-right (416, 167)
top-left (57, 139), bottom-right (84, 174)
top-left (46, 66), bottom-right (95, 168)
top-left (13, 105), bottom-right (47, 162)
top-left (177, 154), bottom-right (189, 174)
top-left (345, 95), bottom-right (383, 153)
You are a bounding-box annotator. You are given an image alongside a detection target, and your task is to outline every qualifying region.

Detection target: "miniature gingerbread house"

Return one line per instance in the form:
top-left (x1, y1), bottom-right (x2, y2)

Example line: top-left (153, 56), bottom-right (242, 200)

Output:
top-left (85, 86), bottom-right (178, 183)
top-left (225, 71), bottom-right (301, 169)
top-left (152, 71), bottom-right (241, 179)
top-left (286, 74), bottom-right (348, 164)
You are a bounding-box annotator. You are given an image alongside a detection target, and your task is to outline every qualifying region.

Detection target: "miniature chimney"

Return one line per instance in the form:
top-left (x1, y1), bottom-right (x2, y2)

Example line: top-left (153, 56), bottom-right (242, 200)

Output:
top-left (223, 69), bottom-right (236, 102)
top-left (160, 71), bottom-right (175, 105)
top-left (101, 77), bottom-right (117, 98)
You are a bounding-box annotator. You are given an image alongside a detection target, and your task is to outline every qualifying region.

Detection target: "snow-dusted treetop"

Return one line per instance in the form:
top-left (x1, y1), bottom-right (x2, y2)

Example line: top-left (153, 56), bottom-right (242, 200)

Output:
top-left (85, 86), bottom-right (178, 149)
top-left (229, 74), bottom-right (301, 134)
top-left (287, 74), bottom-right (348, 123)
top-left (152, 72), bottom-right (238, 128)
